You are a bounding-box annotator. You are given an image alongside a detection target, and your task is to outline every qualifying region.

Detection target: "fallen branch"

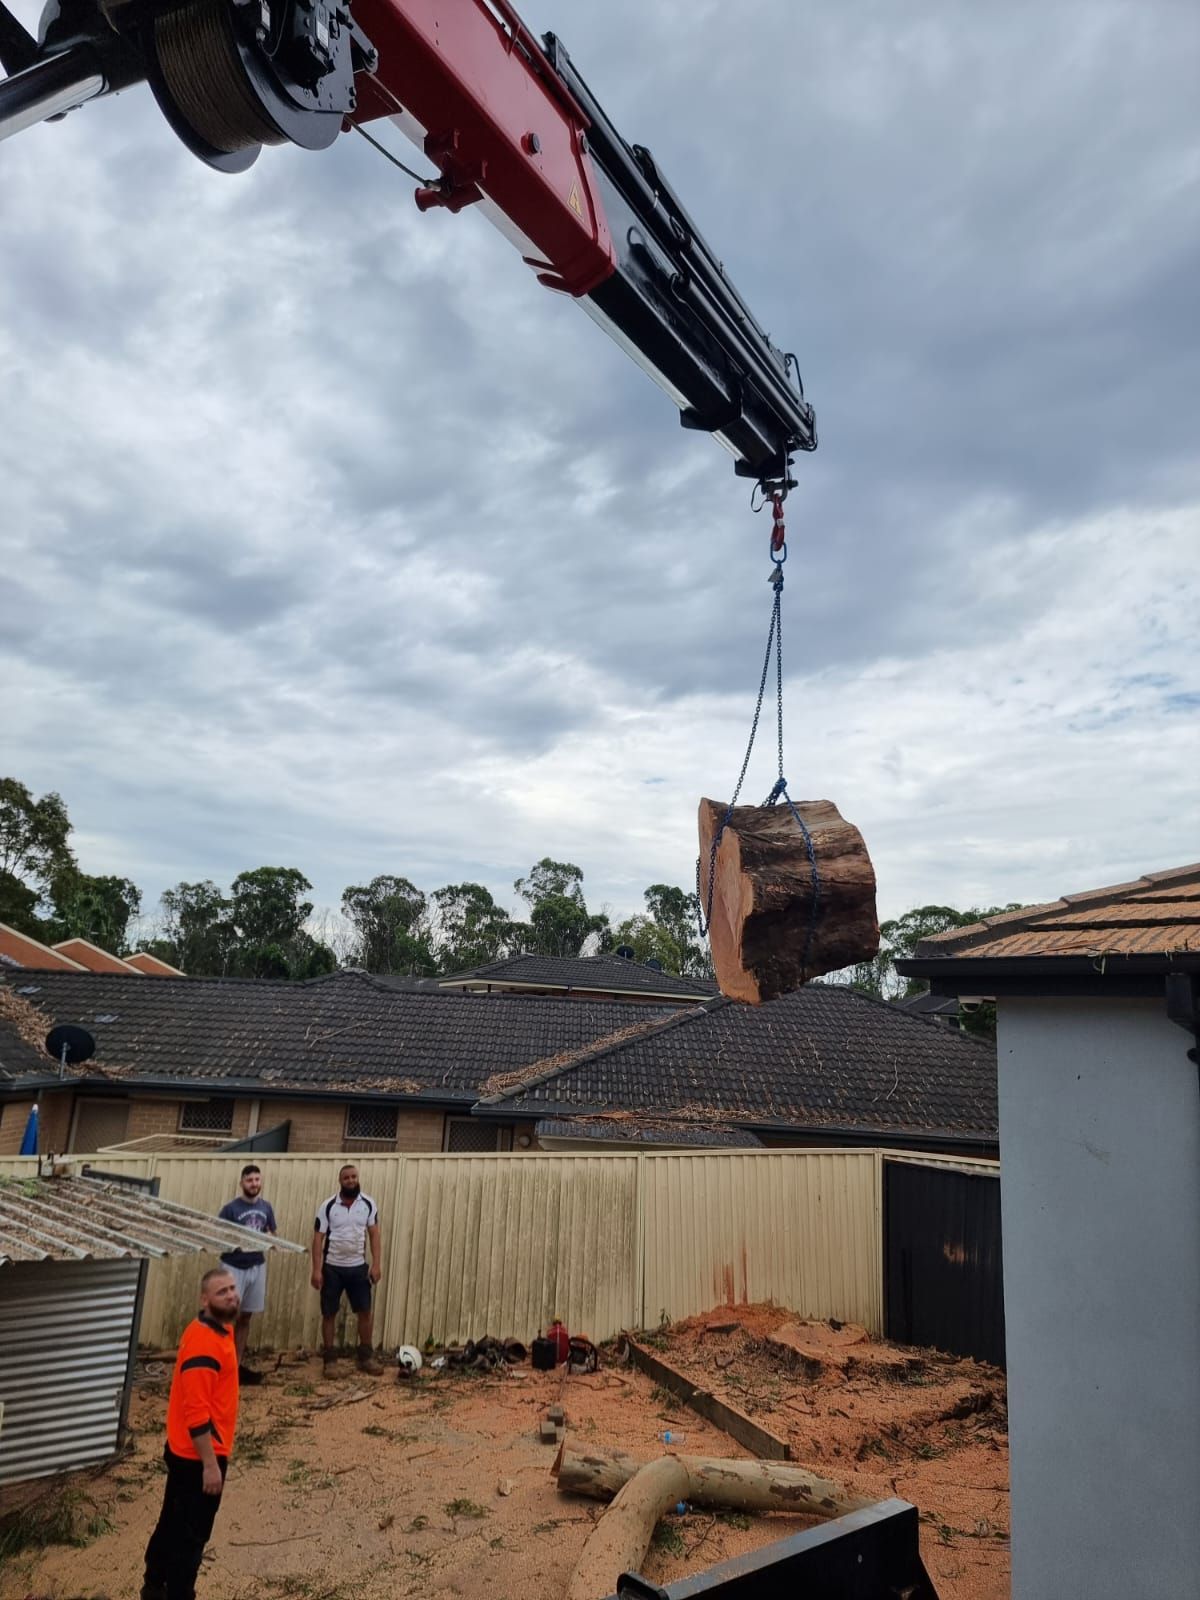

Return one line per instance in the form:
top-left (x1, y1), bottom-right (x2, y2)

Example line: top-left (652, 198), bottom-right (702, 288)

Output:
top-left (557, 1443), bottom-right (873, 1518)
top-left (560, 1445), bottom-right (874, 1600)
top-left (227, 1532), bottom-right (319, 1548)
top-left (304, 1387), bottom-right (373, 1411)
top-left (566, 1456), bottom-right (690, 1600)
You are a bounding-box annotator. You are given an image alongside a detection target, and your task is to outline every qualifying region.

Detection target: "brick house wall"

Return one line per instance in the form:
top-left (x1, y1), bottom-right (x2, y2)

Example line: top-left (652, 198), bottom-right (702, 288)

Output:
top-left (2, 1092), bottom-right (532, 1157)
top-left (122, 1096), bottom-right (255, 1144)
top-left (265, 1098), bottom-right (449, 1154)
top-left (0, 1099), bottom-right (34, 1155)
top-left (0, 1094), bottom-right (74, 1154)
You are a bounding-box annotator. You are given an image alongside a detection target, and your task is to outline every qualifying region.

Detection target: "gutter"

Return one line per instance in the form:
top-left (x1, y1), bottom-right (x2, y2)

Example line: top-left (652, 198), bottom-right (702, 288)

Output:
top-left (898, 951), bottom-right (1200, 998)
top-left (23, 1076), bottom-right (482, 1112)
top-left (469, 1099), bottom-right (998, 1154)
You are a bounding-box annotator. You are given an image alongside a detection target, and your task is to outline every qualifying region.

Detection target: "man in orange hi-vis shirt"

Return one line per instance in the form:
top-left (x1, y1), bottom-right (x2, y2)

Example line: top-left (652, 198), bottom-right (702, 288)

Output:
top-left (142, 1268), bottom-right (241, 1600)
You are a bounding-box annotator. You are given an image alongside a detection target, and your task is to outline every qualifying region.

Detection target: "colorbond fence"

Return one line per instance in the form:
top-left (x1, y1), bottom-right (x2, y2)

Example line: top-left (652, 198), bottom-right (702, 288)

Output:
top-left (0, 1149), bottom-right (995, 1351)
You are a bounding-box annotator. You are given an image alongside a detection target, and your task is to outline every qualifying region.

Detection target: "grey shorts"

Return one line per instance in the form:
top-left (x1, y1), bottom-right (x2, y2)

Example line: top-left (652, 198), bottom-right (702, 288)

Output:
top-left (226, 1260), bottom-right (266, 1315)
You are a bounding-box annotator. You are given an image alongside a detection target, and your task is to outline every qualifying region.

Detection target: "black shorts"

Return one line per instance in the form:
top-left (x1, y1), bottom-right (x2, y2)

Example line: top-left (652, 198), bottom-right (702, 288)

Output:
top-left (320, 1261), bottom-right (372, 1316)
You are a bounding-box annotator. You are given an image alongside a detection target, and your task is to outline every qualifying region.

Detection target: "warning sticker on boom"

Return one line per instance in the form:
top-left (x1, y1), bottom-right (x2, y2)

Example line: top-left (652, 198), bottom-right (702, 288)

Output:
top-left (568, 183), bottom-right (582, 216)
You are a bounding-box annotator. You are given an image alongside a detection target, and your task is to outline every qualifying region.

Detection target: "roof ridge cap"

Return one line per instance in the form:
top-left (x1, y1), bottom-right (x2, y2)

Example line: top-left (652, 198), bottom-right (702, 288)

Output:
top-left (477, 1001), bottom-right (715, 1105)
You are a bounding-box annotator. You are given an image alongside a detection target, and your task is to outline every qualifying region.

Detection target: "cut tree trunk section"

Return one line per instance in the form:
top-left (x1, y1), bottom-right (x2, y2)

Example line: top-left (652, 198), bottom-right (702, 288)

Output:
top-left (557, 1442), bottom-right (873, 1519)
top-left (698, 797), bottom-right (879, 1001)
top-left (565, 1455), bottom-right (690, 1600)
top-left (559, 1444), bottom-right (874, 1600)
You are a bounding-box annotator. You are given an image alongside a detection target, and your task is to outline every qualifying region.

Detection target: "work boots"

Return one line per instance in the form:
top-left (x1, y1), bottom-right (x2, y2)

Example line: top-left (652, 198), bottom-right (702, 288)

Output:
top-left (357, 1344), bottom-right (384, 1376)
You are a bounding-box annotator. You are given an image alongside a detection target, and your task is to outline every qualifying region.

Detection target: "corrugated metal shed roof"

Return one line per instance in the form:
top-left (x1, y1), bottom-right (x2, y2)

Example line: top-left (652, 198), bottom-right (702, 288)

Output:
top-left (0, 1174), bottom-right (306, 1267)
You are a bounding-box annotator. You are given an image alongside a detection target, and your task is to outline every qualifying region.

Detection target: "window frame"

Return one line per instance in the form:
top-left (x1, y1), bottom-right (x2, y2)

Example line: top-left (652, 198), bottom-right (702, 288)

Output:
top-left (178, 1097), bottom-right (235, 1134)
top-left (442, 1117), bottom-right (512, 1154)
top-left (344, 1102), bottom-right (400, 1144)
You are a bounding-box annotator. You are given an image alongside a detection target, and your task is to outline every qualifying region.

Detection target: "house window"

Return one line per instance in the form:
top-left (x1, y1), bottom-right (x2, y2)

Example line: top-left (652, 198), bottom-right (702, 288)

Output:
top-left (179, 1098), bottom-right (235, 1133)
top-left (345, 1104), bottom-right (399, 1142)
top-left (443, 1118), bottom-right (509, 1153)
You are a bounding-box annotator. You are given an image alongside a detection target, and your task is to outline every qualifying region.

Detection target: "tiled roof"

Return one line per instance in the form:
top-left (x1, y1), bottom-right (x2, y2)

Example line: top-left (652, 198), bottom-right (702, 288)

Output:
top-left (53, 939), bottom-right (145, 976)
top-left (909, 863), bottom-right (1200, 964)
top-left (0, 970), bottom-right (674, 1102)
top-left (533, 1116), bottom-right (764, 1149)
top-left (891, 992), bottom-right (964, 1021)
top-left (0, 924), bottom-right (87, 973)
top-left (481, 984), bottom-right (997, 1143)
top-left (124, 952), bottom-right (187, 977)
top-left (440, 953), bottom-right (716, 1000)
top-left (0, 986), bottom-right (56, 1085)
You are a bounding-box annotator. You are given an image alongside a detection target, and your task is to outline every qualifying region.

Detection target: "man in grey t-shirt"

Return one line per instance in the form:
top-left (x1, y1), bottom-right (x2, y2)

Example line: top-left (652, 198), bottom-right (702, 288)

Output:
top-left (217, 1164), bottom-right (277, 1383)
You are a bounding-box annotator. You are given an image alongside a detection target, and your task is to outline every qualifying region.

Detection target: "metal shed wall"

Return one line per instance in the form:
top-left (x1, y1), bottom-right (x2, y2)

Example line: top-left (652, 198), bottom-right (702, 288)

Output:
top-left (0, 1259), bottom-right (140, 1484)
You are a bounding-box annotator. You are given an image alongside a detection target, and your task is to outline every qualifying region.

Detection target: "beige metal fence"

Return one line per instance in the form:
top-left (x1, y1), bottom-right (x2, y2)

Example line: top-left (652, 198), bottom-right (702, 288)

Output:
top-left (641, 1150), bottom-right (882, 1332)
top-left (0, 1148), bottom-right (982, 1350)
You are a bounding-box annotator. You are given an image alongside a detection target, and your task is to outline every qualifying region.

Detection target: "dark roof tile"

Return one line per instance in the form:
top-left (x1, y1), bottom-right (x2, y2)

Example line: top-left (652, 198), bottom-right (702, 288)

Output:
top-left (484, 984), bottom-right (997, 1141)
top-left (0, 971), bottom-right (674, 1101)
top-left (533, 1116), bottom-right (763, 1149)
top-left (440, 953), bottom-right (715, 999)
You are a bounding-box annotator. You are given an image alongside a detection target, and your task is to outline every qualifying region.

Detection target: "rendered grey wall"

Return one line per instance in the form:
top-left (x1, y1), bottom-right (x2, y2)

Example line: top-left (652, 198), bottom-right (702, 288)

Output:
top-left (997, 998), bottom-right (1200, 1598)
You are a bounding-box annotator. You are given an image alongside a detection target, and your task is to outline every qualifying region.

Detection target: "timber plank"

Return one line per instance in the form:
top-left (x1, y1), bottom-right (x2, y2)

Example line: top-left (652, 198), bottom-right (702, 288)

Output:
top-left (626, 1338), bottom-right (792, 1460)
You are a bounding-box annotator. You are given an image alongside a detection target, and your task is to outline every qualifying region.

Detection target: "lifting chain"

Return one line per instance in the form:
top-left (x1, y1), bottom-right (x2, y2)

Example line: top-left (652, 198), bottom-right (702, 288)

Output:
top-left (696, 495), bottom-right (822, 971)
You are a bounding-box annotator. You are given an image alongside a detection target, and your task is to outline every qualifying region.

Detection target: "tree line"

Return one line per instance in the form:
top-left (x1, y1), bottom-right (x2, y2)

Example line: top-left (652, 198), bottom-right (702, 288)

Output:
top-left (1, 778), bottom-right (710, 980)
top-left (2, 776), bottom-right (1015, 1022)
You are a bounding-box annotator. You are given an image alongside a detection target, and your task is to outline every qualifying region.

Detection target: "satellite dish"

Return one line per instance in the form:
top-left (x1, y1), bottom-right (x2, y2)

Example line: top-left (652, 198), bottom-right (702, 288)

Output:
top-left (615, 945), bottom-right (636, 961)
top-left (645, 958), bottom-right (663, 971)
top-left (45, 1024), bottom-right (96, 1068)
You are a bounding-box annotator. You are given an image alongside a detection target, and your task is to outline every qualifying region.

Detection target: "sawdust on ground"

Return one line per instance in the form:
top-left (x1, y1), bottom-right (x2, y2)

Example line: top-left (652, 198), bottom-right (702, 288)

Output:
top-left (658, 1305), bottom-right (1010, 1599)
top-left (1, 1308), bottom-right (1007, 1600)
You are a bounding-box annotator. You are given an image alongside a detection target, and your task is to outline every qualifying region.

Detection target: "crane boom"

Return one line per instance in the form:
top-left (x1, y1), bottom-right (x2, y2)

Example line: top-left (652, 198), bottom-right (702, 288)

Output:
top-left (0, 0), bottom-right (816, 484)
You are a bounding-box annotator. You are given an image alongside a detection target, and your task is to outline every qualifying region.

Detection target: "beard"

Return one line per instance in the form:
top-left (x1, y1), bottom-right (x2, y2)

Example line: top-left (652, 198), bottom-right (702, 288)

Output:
top-left (208, 1301), bottom-right (239, 1324)
top-left (340, 1183), bottom-right (360, 1199)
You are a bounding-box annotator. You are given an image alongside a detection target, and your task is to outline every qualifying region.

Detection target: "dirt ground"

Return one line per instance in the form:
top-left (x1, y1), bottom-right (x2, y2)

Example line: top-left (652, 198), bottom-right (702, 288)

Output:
top-left (1, 1307), bottom-right (1008, 1600)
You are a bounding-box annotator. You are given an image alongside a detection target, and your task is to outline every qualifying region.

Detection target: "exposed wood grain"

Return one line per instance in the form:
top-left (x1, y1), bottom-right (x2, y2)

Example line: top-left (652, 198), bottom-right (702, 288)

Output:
top-left (699, 797), bottom-right (879, 1000)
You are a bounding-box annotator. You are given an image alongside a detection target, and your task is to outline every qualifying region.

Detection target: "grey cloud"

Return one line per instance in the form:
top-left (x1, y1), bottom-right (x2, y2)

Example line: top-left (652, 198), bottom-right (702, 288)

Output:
top-left (2, 0), bottom-right (1198, 919)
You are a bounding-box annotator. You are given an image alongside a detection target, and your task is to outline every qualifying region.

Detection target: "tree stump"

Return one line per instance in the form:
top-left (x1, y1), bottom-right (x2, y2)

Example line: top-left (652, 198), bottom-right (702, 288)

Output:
top-left (698, 797), bottom-right (879, 1002)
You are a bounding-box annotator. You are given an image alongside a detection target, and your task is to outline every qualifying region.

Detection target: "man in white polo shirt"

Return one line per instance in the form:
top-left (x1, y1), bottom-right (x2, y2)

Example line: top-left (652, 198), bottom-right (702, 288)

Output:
top-left (311, 1163), bottom-right (384, 1375)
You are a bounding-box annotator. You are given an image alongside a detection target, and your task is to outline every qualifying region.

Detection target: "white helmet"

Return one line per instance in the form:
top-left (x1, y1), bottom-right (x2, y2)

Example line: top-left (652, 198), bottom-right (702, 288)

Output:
top-left (396, 1344), bottom-right (423, 1372)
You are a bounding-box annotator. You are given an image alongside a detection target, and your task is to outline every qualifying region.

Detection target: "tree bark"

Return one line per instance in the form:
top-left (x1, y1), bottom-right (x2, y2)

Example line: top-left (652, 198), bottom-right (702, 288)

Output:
top-left (565, 1455), bottom-right (690, 1600)
top-left (557, 1442), bottom-right (873, 1518)
top-left (698, 797), bottom-right (879, 1001)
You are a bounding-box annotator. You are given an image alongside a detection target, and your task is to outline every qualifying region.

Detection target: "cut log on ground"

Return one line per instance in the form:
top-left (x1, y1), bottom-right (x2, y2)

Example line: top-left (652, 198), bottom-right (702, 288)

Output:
top-left (565, 1455), bottom-right (690, 1600)
top-left (699, 797), bottom-right (879, 1001)
top-left (557, 1442), bottom-right (873, 1518)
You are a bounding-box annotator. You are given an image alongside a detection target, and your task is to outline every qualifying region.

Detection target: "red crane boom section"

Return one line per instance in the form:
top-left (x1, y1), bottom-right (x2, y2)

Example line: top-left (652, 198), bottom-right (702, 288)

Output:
top-left (351, 0), bottom-right (616, 296)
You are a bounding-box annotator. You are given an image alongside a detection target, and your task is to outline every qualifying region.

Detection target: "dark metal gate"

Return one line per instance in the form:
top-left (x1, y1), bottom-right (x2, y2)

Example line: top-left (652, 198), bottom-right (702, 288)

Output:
top-left (884, 1161), bottom-right (1005, 1369)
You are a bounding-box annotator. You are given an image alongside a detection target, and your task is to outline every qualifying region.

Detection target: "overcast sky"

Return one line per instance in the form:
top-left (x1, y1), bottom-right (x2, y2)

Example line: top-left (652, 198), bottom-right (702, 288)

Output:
top-left (2, 0), bottom-right (1197, 936)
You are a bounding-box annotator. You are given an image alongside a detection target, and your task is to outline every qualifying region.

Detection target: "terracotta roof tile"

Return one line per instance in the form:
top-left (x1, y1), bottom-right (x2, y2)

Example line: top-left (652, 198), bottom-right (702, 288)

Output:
top-left (0, 925), bottom-right (88, 973)
top-left (124, 953), bottom-right (188, 977)
top-left (53, 939), bottom-right (145, 975)
top-left (909, 862), bottom-right (1200, 966)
